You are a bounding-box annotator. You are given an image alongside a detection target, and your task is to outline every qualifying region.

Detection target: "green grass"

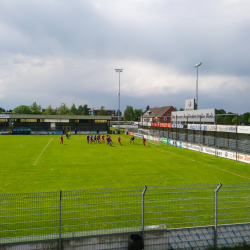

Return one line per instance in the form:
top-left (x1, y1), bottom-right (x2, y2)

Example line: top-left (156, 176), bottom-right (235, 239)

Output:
top-left (0, 134), bottom-right (250, 194)
top-left (1, 135), bottom-right (250, 241)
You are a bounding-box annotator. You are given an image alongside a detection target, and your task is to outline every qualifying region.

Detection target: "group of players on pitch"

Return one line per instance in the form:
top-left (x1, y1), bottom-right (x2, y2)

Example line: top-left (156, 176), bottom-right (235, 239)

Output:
top-left (60, 131), bottom-right (71, 144)
top-left (87, 134), bottom-right (146, 147)
top-left (60, 133), bottom-right (147, 146)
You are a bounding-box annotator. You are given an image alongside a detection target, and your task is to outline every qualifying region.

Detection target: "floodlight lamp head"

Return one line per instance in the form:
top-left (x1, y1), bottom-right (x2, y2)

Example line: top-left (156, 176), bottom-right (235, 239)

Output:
top-left (195, 62), bottom-right (202, 68)
top-left (115, 69), bottom-right (123, 73)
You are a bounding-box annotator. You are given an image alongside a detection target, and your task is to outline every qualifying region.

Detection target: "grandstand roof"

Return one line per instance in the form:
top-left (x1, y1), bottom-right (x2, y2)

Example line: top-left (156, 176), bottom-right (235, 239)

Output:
top-left (142, 106), bottom-right (173, 118)
top-left (9, 114), bottom-right (112, 120)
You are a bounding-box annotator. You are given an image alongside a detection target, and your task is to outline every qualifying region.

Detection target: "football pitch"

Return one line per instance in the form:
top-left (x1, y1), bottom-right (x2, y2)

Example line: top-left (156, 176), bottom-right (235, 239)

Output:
top-left (1, 134), bottom-right (250, 194)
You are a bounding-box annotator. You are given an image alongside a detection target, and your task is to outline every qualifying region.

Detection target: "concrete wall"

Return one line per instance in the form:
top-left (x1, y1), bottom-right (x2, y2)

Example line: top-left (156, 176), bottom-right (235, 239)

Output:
top-left (1, 223), bottom-right (250, 250)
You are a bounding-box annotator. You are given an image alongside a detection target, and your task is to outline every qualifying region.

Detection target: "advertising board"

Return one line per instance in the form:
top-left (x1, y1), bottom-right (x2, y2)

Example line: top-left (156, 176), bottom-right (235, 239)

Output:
top-left (44, 119), bottom-right (69, 123)
top-left (171, 124), bottom-right (184, 128)
top-left (237, 126), bottom-right (250, 134)
top-left (0, 114), bottom-right (9, 118)
top-left (185, 99), bottom-right (195, 111)
top-left (162, 138), bottom-right (168, 144)
top-left (179, 141), bottom-right (250, 164)
top-left (172, 109), bottom-right (215, 123)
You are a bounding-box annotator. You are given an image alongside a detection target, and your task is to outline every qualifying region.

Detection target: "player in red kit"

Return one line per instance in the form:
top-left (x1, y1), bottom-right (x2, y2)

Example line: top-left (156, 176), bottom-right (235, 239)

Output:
top-left (142, 136), bottom-right (146, 146)
top-left (60, 135), bottom-right (63, 144)
top-left (102, 135), bottom-right (105, 143)
top-left (118, 136), bottom-right (122, 145)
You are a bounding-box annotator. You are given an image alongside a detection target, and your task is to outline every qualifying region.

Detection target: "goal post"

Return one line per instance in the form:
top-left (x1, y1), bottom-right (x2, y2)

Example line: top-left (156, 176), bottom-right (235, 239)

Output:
top-left (137, 128), bottom-right (163, 146)
top-left (137, 129), bottom-right (150, 146)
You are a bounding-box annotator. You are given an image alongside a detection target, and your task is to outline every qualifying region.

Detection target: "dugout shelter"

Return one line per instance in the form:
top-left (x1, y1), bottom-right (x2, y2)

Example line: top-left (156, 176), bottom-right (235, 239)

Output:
top-left (0, 114), bottom-right (111, 134)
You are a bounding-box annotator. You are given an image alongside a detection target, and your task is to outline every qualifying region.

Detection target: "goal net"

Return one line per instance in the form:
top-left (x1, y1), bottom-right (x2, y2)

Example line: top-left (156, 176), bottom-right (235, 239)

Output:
top-left (137, 129), bottom-right (162, 146)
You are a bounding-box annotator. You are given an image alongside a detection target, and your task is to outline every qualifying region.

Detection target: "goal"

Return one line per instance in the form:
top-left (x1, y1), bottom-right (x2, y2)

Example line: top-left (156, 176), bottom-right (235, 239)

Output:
top-left (137, 129), bottom-right (162, 146)
top-left (137, 129), bottom-right (150, 146)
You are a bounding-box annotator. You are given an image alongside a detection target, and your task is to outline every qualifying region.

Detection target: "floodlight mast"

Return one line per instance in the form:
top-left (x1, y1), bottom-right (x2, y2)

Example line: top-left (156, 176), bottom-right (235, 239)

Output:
top-left (195, 62), bottom-right (202, 110)
top-left (115, 69), bottom-right (123, 133)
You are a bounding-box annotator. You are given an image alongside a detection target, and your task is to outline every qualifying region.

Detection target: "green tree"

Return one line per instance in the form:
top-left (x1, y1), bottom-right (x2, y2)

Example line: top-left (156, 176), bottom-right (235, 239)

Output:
top-left (70, 103), bottom-right (77, 115)
top-left (216, 114), bottom-right (224, 124)
top-left (12, 105), bottom-right (32, 114)
top-left (179, 108), bottom-right (184, 111)
top-left (134, 109), bottom-right (143, 121)
top-left (45, 105), bottom-right (56, 115)
top-left (77, 105), bottom-right (84, 115)
top-left (57, 104), bottom-right (69, 115)
top-left (0, 107), bottom-right (5, 113)
top-left (97, 106), bottom-right (107, 116)
top-left (225, 112), bottom-right (234, 125)
top-left (30, 102), bottom-right (41, 112)
top-left (32, 110), bottom-right (42, 114)
top-left (232, 116), bottom-right (237, 124)
top-left (77, 104), bottom-right (90, 115)
top-left (216, 109), bottom-right (226, 115)
top-left (116, 109), bottom-right (122, 116)
top-left (83, 104), bottom-right (90, 115)
top-left (124, 105), bottom-right (135, 121)
top-left (144, 105), bottom-right (150, 112)
top-left (240, 112), bottom-right (250, 125)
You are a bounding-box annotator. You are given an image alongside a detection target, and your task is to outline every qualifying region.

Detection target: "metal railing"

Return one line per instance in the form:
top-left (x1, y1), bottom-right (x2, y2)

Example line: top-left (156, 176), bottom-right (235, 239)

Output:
top-left (163, 131), bottom-right (250, 154)
top-left (1, 183), bottom-right (250, 245)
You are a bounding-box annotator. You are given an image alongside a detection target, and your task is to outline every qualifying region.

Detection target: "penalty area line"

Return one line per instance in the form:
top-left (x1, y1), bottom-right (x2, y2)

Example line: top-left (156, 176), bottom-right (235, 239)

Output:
top-left (34, 138), bottom-right (53, 166)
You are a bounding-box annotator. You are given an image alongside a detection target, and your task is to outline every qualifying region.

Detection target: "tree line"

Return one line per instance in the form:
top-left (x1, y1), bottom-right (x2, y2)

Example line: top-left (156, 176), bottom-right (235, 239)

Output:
top-left (0, 103), bottom-right (144, 122)
top-left (2, 104), bottom-right (249, 124)
top-left (216, 109), bottom-right (250, 125)
top-left (2, 103), bottom-right (91, 116)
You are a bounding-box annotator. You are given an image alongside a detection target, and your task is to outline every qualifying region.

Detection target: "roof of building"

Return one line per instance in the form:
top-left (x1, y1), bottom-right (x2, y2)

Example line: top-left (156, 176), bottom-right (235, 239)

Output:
top-left (8, 114), bottom-right (112, 120)
top-left (142, 106), bottom-right (175, 118)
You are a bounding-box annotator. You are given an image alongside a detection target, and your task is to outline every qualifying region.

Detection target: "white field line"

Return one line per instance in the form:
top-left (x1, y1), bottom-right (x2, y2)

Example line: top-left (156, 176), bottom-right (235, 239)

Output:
top-left (34, 138), bottom-right (53, 166)
top-left (20, 143), bottom-right (33, 149)
top-left (116, 144), bottom-right (125, 150)
top-left (154, 146), bottom-right (250, 181)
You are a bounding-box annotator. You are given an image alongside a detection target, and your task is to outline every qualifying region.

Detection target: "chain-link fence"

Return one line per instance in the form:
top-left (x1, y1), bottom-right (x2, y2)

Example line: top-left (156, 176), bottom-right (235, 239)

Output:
top-left (1, 184), bottom-right (250, 245)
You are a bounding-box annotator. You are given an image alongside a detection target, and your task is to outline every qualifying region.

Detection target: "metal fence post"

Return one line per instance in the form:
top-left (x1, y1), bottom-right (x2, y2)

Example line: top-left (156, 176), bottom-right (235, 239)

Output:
top-left (59, 190), bottom-right (62, 250)
top-left (214, 183), bottom-right (222, 249)
top-left (236, 114), bottom-right (238, 161)
top-left (142, 186), bottom-right (147, 240)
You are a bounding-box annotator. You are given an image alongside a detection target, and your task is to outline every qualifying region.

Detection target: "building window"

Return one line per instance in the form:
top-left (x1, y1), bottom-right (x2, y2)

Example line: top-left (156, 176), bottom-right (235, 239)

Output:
top-left (164, 117), bottom-right (167, 121)
top-left (168, 112), bottom-right (170, 115)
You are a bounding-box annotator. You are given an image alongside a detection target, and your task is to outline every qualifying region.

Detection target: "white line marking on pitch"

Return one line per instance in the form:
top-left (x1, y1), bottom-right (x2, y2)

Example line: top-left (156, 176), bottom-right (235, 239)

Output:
top-left (20, 143), bottom-right (33, 149)
top-left (34, 138), bottom-right (53, 165)
top-left (154, 146), bottom-right (250, 181)
top-left (116, 144), bottom-right (125, 150)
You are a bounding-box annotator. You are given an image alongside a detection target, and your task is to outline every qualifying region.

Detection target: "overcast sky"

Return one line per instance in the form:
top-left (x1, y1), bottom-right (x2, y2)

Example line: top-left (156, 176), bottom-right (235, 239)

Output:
top-left (0, 0), bottom-right (250, 114)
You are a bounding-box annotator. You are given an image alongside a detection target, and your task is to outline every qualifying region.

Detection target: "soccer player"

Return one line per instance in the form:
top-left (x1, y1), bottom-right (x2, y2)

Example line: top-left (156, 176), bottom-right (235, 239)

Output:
top-left (107, 137), bottom-right (112, 146)
top-left (102, 135), bottom-right (105, 143)
top-left (90, 135), bottom-right (93, 144)
top-left (109, 136), bottom-right (113, 145)
top-left (130, 136), bottom-right (135, 144)
top-left (118, 136), bottom-right (122, 145)
top-left (66, 133), bottom-right (69, 139)
top-left (142, 136), bottom-right (146, 147)
top-left (94, 134), bottom-right (97, 143)
top-left (97, 134), bottom-right (100, 143)
top-left (68, 131), bottom-right (71, 139)
top-left (87, 135), bottom-right (90, 144)
top-left (60, 135), bottom-right (63, 144)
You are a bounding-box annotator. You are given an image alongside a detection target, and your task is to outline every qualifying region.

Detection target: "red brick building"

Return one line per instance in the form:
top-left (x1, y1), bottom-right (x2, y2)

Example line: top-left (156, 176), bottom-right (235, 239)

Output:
top-left (141, 106), bottom-right (177, 124)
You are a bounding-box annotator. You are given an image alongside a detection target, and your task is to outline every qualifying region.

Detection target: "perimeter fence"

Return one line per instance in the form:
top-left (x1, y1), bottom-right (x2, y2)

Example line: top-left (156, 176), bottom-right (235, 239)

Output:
top-left (1, 183), bottom-right (250, 245)
top-left (135, 128), bottom-right (250, 154)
